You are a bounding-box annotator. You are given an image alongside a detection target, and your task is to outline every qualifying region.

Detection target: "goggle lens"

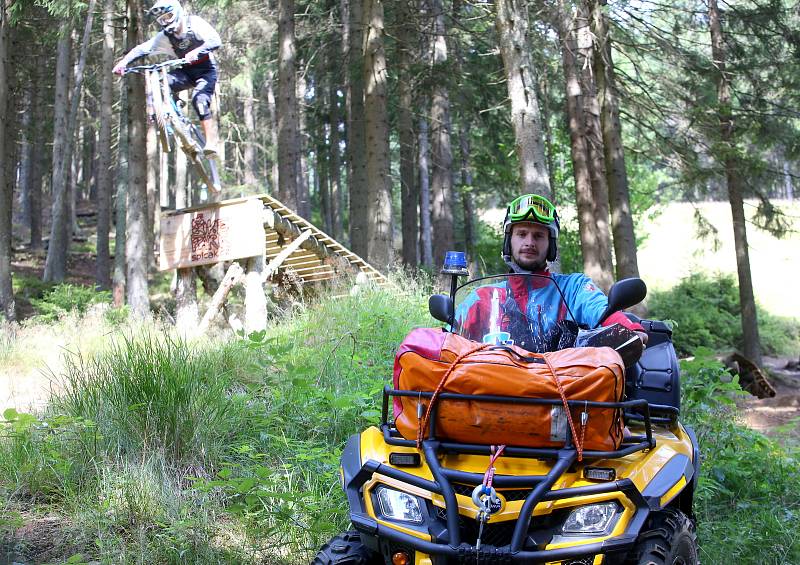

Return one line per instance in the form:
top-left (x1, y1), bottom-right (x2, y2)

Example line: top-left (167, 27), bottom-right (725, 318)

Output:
top-left (508, 194), bottom-right (556, 223)
top-left (157, 12), bottom-right (175, 26)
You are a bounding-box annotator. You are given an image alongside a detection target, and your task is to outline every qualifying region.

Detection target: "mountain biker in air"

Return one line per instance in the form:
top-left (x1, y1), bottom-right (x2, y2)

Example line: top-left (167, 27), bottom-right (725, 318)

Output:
top-left (113, 0), bottom-right (222, 159)
top-left (454, 193), bottom-right (649, 353)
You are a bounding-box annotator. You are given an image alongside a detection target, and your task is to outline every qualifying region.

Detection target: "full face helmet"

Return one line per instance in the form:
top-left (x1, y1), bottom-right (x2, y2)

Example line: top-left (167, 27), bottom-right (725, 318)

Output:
top-left (149, 0), bottom-right (184, 34)
top-left (502, 193), bottom-right (560, 264)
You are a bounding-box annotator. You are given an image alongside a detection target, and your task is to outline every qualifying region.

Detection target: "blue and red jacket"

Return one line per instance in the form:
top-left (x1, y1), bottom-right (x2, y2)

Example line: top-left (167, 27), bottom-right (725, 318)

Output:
top-left (454, 271), bottom-right (643, 353)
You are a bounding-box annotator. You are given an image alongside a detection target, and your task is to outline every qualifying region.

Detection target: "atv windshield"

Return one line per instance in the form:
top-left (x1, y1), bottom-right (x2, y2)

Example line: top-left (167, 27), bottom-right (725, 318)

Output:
top-left (452, 274), bottom-right (577, 354)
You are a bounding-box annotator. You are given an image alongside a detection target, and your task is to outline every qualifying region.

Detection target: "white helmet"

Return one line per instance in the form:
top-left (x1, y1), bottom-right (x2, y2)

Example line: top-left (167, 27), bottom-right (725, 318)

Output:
top-left (149, 0), bottom-right (184, 34)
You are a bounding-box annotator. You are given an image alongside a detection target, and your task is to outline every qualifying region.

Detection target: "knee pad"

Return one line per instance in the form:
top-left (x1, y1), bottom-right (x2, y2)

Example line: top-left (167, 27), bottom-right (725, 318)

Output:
top-left (192, 92), bottom-right (213, 121)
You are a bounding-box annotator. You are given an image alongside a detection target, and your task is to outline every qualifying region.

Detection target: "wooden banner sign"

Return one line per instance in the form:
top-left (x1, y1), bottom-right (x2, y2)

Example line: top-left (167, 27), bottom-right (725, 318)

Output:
top-left (159, 199), bottom-right (266, 271)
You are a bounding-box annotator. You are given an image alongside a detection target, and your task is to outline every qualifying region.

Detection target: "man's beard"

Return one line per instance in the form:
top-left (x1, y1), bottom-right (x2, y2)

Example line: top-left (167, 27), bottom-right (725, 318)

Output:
top-left (513, 254), bottom-right (547, 273)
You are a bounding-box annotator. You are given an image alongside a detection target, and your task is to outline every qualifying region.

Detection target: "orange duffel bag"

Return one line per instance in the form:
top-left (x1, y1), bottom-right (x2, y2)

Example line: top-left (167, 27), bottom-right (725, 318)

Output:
top-left (392, 328), bottom-right (626, 453)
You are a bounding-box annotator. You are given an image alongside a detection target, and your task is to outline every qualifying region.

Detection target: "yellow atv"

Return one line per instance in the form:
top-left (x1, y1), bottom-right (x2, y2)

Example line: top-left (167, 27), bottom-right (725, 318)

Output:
top-left (314, 272), bottom-right (699, 565)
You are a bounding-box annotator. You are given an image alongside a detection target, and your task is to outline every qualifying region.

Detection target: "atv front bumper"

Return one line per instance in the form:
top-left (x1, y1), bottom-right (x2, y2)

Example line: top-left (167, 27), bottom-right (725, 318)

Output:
top-left (344, 441), bottom-right (655, 563)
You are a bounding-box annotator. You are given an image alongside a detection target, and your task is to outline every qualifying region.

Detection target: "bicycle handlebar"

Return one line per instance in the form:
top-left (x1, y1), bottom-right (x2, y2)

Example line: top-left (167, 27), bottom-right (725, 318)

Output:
top-left (123, 58), bottom-right (188, 75)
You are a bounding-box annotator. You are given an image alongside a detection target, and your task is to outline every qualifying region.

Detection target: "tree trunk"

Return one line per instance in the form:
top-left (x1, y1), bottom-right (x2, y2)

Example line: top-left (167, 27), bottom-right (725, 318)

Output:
top-left (265, 70), bottom-right (279, 194)
top-left (397, 0), bottom-right (418, 268)
top-left (495, 0), bottom-right (552, 201)
top-left (126, 0), bottom-right (150, 317)
top-left (277, 0), bottom-right (300, 211)
top-left (429, 0), bottom-right (454, 270)
top-left (346, 0), bottom-right (369, 257)
top-left (113, 72), bottom-right (128, 307)
top-left (296, 70), bottom-right (311, 218)
top-left (52, 1), bottom-right (96, 282)
top-left (174, 132), bottom-right (188, 208)
top-left (17, 90), bottom-right (32, 235)
top-left (558, 2), bottom-right (606, 284)
top-left (591, 0), bottom-right (639, 281)
top-left (0, 0), bottom-right (14, 321)
top-left (43, 26), bottom-right (72, 282)
top-left (146, 118), bottom-right (157, 271)
top-left (576, 1), bottom-right (613, 288)
top-left (453, 0), bottom-right (476, 272)
top-left (458, 121), bottom-right (477, 270)
top-left (96, 0), bottom-right (115, 289)
top-left (708, 0), bottom-right (761, 365)
top-left (317, 87), bottom-right (332, 234)
top-left (29, 62), bottom-right (45, 251)
top-left (242, 67), bottom-right (258, 188)
top-left (363, 0), bottom-right (394, 269)
top-left (418, 116), bottom-right (433, 268)
top-left (328, 65), bottom-right (344, 241)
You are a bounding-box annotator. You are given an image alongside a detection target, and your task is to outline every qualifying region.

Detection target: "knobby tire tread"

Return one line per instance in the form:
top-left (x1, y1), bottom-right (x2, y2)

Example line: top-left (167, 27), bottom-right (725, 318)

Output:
top-left (312, 530), bottom-right (380, 565)
top-left (624, 508), bottom-right (699, 565)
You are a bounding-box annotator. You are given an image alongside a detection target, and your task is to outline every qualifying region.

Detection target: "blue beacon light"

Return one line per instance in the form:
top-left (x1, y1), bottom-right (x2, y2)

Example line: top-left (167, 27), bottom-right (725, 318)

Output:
top-left (442, 251), bottom-right (468, 275)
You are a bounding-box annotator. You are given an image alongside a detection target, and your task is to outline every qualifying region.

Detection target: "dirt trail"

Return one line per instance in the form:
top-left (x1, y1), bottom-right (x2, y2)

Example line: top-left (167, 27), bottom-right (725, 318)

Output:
top-left (739, 356), bottom-right (800, 445)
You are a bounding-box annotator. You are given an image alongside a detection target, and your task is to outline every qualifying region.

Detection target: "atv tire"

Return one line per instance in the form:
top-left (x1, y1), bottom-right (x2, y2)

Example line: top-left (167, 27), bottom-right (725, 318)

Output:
top-left (625, 508), bottom-right (699, 565)
top-left (312, 530), bottom-right (381, 565)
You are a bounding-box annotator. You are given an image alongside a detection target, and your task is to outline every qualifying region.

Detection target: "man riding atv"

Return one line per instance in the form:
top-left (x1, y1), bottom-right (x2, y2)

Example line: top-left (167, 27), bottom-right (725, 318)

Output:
top-left (314, 195), bottom-right (699, 565)
top-left (456, 194), bottom-right (648, 353)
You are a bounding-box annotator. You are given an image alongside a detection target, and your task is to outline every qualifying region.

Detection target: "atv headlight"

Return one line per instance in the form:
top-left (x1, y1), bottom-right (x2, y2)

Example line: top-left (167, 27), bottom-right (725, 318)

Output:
top-left (561, 502), bottom-right (620, 535)
top-left (375, 486), bottom-right (424, 524)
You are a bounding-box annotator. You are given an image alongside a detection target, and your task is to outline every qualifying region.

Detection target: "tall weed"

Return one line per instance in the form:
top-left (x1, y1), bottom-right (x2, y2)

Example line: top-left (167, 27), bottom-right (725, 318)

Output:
top-left (51, 333), bottom-right (251, 470)
top-left (197, 274), bottom-right (433, 559)
top-left (681, 350), bottom-right (800, 563)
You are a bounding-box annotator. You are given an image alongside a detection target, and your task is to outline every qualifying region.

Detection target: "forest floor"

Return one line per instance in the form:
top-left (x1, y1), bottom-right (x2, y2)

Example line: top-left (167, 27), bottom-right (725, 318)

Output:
top-left (738, 356), bottom-right (800, 446)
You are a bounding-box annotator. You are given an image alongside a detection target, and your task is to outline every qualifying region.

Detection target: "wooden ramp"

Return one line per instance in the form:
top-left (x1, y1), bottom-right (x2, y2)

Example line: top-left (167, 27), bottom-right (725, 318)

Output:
top-left (258, 194), bottom-right (390, 287)
top-left (159, 194), bottom-right (390, 287)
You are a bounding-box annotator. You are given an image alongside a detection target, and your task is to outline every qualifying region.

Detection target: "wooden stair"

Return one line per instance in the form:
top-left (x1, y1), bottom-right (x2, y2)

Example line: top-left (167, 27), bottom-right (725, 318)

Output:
top-left (258, 194), bottom-right (390, 287)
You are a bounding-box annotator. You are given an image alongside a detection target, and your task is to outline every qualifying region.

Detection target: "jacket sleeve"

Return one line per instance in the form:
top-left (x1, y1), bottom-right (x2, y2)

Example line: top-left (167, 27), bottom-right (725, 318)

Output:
top-left (561, 274), bottom-right (643, 332)
top-left (123, 33), bottom-right (175, 63)
top-left (189, 16), bottom-right (222, 55)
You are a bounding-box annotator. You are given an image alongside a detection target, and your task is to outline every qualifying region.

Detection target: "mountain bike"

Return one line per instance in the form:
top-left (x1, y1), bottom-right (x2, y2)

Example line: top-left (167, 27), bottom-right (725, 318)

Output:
top-left (124, 58), bottom-right (221, 194)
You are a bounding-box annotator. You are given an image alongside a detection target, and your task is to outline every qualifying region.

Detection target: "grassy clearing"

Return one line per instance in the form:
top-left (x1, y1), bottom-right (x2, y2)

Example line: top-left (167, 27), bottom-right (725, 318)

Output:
top-left (0, 272), bottom-right (432, 563)
top-left (1, 269), bottom-right (798, 563)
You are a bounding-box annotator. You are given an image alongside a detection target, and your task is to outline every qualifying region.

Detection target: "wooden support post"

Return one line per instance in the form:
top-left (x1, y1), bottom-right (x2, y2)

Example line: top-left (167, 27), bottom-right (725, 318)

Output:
top-left (262, 229), bottom-right (313, 282)
top-left (245, 255), bottom-right (268, 334)
top-left (175, 267), bottom-right (199, 336)
top-left (198, 262), bottom-right (244, 334)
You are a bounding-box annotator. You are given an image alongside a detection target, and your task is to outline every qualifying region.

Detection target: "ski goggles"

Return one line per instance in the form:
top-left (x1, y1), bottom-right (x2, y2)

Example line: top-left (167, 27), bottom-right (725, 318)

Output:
top-left (156, 11), bottom-right (176, 26)
top-left (507, 194), bottom-right (557, 224)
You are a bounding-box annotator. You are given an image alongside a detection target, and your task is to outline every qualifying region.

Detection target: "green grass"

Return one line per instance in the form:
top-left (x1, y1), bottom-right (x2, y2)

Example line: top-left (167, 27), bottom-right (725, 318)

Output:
top-left (681, 350), bottom-right (800, 563)
top-left (1, 271), bottom-right (798, 563)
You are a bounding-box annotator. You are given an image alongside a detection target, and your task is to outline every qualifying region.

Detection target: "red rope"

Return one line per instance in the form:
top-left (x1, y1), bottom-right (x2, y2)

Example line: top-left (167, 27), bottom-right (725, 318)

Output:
top-left (543, 353), bottom-right (584, 461)
top-left (416, 342), bottom-right (492, 448)
top-left (483, 444), bottom-right (506, 489)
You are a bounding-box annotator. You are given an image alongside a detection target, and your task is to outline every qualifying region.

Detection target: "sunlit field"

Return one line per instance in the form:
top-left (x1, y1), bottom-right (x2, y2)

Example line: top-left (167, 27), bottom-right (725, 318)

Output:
top-left (638, 200), bottom-right (800, 319)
